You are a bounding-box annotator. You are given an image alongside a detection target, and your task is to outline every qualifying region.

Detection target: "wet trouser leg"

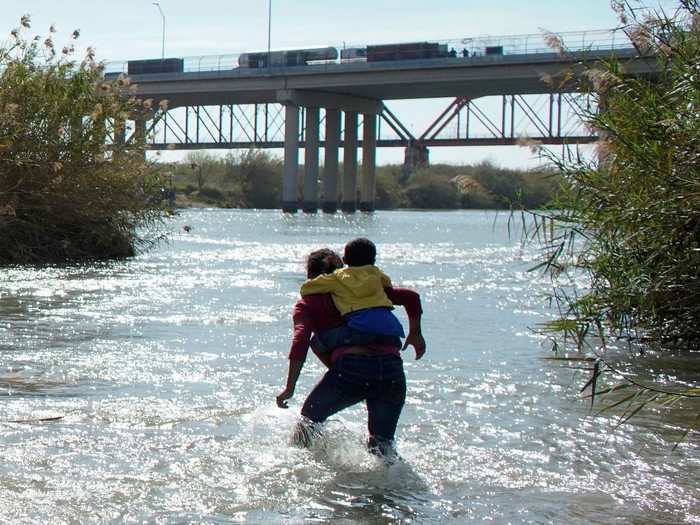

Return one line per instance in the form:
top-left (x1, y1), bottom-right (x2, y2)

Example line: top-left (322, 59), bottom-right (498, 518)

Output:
top-left (299, 354), bottom-right (406, 455)
top-left (365, 355), bottom-right (406, 455)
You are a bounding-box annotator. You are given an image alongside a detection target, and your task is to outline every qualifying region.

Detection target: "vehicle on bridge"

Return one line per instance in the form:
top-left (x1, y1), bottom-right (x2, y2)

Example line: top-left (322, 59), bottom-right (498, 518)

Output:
top-left (365, 42), bottom-right (449, 62)
top-left (237, 47), bottom-right (338, 68)
top-left (237, 42), bottom-right (453, 68)
top-left (118, 40), bottom-right (461, 77)
top-left (127, 58), bottom-right (184, 75)
top-left (339, 47), bottom-right (368, 61)
top-left (341, 42), bottom-right (450, 63)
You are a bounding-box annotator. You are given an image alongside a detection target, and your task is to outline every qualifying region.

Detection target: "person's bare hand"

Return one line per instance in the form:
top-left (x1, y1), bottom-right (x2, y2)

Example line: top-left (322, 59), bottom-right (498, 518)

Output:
top-left (276, 387), bottom-right (294, 408)
top-left (402, 332), bottom-right (426, 360)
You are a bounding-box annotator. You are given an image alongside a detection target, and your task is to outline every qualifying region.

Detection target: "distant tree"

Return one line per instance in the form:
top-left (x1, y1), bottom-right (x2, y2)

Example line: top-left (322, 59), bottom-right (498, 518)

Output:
top-left (404, 169), bottom-right (460, 209)
top-left (163, 158), bottom-right (561, 211)
top-left (185, 151), bottom-right (219, 191)
top-left (238, 149), bottom-right (282, 208)
top-left (375, 165), bottom-right (406, 209)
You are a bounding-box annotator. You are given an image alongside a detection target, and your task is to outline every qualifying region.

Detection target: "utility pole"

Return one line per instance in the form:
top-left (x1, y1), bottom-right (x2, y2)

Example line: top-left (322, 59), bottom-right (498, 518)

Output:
top-left (153, 2), bottom-right (165, 59)
top-left (267, 0), bottom-right (272, 67)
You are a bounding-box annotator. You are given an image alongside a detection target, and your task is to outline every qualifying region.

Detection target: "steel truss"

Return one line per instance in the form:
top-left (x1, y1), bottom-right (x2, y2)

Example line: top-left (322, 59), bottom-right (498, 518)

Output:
top-left (132, 93), bottom-right (596, 151)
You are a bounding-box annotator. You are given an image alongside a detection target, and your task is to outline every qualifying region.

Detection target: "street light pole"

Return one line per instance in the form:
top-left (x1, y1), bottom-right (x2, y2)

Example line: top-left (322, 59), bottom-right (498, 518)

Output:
top-left (267, 0), bottom-right (272, 67)
top-left (153, 2), bottom-right (165, 60)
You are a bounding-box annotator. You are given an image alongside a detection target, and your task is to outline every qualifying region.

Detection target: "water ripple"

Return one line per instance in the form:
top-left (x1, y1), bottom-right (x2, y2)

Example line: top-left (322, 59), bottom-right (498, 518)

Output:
top-left (0, 210), bottom-right (696, 524)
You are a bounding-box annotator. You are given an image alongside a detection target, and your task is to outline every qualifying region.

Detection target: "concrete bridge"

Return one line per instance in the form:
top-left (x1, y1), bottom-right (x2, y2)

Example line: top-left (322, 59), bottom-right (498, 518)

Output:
top-left (107, 30), bottom-right (654, 212)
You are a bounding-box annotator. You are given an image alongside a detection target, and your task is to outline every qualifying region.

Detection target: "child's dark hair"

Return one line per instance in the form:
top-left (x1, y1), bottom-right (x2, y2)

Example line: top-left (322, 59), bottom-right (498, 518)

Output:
top-left (306, 248), bottom-right (343, 278)
top-left (343, 237), bottom-right (376, 267)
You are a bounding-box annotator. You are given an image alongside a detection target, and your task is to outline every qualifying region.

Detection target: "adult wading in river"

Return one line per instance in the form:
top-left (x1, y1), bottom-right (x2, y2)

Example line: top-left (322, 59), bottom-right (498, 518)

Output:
top-left (276, 247), bottom-right (426, 458)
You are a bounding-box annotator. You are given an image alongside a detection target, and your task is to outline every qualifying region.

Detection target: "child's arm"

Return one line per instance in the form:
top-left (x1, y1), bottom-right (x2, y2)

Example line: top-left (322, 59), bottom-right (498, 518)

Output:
top-left (377, 269), bottom-right (393, 288)
top-left (300, 273), bottom-right (337, 296)
top-left (384, 287), bottom-right (422, 318)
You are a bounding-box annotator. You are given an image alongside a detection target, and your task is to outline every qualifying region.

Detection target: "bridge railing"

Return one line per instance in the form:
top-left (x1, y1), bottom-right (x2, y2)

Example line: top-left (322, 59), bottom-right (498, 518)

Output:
top-left (103, 28), bottom-right (634, 75)
top-left (452, 28), bottom-right (631, 56)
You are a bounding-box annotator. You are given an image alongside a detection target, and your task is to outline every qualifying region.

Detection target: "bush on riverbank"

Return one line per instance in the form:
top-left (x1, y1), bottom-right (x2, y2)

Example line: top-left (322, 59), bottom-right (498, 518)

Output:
top-left (167, 150), bottom-right (281, 208)
top-left (396, 162), bottom-right (559, 209)
top-left (164, 153), bottom-right (560, 210)
top-left (0, 18), bottom-right (166, 264)
top-left (533, 1), bottom-right (700, 348)
top-left (527, 0), bottom-right (700, 440)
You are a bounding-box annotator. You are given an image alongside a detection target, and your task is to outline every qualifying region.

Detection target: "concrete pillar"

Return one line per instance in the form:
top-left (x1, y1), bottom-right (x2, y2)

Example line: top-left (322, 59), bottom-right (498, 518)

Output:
top-left (114, 119), bottom-right (126, 146)
top-left (282, 103), bottom-right (300, 213)
top-left (360, 113), bottom-right (377, 212)
top-left (322, 109), bottom-right (340, 213)
top-left (70, 116), bottom-right (83, 162)
top-left (92, 118), bottom-right (107, 160)
top-left (134, 117), bottom-right (147, 160)
top-left (113, 118), bottom-right (126, 162)
top-left (401, 141), bottom-right (430, 183)
top-left (303, 107), bottom-right (320, 213)
top-left (134, 118), bottom-right (146, 142)
top-left (342, 111), bottom-right (358, 213)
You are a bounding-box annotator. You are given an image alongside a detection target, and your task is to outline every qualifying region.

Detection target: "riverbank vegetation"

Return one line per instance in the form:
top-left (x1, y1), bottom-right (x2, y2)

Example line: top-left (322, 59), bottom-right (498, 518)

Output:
top-left (530, 0), bottom-right (700, 438)
top-left (0, 17), bottom-right (166, 264)
top-left (159, 151), bottom-right (560, 210)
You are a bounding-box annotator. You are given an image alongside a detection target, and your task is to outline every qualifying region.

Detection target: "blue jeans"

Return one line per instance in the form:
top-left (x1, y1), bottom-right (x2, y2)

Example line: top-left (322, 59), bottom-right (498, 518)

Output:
top-left (311, 326), bottom-right (400, 354)
top-left (300, 354), bottom-right (406, 453)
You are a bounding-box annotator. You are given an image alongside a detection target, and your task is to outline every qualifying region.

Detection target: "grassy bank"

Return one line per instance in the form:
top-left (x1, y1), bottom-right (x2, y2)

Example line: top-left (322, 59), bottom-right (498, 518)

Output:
top-left (158, 150), bottom-right (561, 210)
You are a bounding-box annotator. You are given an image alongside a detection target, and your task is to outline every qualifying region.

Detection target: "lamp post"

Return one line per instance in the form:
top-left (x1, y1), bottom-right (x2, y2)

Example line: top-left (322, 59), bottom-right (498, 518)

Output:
top-left (267, 0), bottom-right (272, 67)
top-left (153, 2), bottom-right (165, 60)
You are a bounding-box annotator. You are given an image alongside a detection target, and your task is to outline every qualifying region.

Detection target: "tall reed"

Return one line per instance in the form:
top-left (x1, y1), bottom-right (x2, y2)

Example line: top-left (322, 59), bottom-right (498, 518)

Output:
top-left (534, 0), bottom-right (700, 348)
top-left (530, 1), bottom-right (700, 441)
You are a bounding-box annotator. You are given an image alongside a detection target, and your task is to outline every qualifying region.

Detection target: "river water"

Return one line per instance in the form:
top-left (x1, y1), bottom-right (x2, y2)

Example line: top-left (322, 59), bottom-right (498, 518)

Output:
top-left (0, 209), bottom-right (697, 524)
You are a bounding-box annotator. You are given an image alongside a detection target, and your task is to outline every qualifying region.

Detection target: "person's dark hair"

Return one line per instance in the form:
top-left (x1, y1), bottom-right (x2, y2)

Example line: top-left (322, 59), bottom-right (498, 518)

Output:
top-left (306, 248), bottom-right (343, 279)
top-left (343, 237), bottom-right (376, 267)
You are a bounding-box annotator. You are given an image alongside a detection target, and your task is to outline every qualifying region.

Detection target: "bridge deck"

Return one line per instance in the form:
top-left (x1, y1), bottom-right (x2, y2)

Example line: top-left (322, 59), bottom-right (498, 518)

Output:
top-left (122, 48), bottom-right (648, 108)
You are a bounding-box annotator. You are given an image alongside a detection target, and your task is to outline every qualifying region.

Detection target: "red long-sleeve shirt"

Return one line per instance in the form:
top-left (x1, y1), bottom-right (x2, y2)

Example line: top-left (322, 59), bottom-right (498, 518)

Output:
top-left (288, 287), bottom-right (422, 362)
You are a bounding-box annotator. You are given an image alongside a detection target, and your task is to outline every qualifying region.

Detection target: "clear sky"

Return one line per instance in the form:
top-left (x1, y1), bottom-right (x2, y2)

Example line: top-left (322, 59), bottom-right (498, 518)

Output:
top-left (7, 1), bottom-right (680, 168)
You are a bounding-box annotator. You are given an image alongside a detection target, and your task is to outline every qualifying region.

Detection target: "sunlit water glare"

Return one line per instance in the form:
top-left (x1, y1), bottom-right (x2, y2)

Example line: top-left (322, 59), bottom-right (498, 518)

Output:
top-left (0, 209), bottom-right (697, 524)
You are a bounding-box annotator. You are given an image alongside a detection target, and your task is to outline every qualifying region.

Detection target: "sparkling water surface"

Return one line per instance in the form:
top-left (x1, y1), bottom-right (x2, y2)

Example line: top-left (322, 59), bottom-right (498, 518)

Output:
top-left (0, 209), bottom-right (697, 524)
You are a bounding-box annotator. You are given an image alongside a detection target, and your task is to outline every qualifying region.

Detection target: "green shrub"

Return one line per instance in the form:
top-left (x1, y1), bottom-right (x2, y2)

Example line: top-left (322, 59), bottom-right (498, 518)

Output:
top-left (518, 169), bottom-right (561, 208)
top-left (404, 169), bottom-right (460, 209)
top-left (375, 165), bottom-right (406, 209)
top-left (198, 186), bottom-right (224, 201)
top-left (458, 183), bottom-right (497, 209)
top-left (0, 17), bottom-right (164, 263)
top-left (160, 156), bottom-right (561, 211)
top-left (535, 1), bottom-right (700, 346)
top-left (238, 149), bottom-right (282, 208)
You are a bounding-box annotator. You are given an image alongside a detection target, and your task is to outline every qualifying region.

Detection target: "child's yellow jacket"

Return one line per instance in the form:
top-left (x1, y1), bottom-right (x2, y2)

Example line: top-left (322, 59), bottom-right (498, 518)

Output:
top-left (300, 265), bottom-right (393, 315)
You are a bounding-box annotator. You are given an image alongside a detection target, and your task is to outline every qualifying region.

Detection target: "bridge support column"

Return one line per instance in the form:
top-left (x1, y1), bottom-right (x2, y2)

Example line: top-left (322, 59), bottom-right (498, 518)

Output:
top-left (282, 103), bottom-right (299, 213)
top-left (303, 107), bottom-right (320, 213)
top-left (360, 113), bottom-right (377, 212)
top-left (134, 117), bottom-right (147, 160)
top-left (113, 118), bottom-right (126, 161)
top-left (114, 119), bottom-right (126, 145)
top-left (70, 116), bottom-right (84, 162)
top-left (401, 141), bottom-right (430, 182)
top-left (322, 109), bottom-right (340, 213)
top-left (342, 111), bottom-right (358, 213)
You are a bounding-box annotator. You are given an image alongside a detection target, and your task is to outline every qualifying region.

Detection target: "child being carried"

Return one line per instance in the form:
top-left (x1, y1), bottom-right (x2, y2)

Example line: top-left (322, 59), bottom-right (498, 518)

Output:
top-left (300, 237), bottom-right (405, 353)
